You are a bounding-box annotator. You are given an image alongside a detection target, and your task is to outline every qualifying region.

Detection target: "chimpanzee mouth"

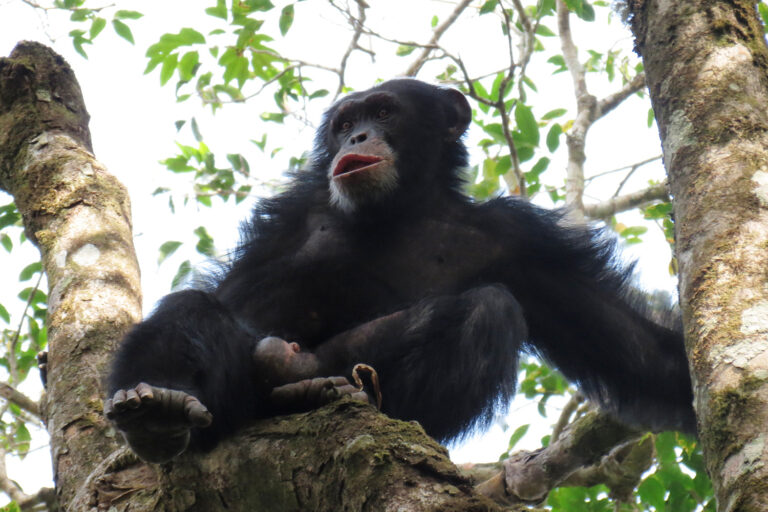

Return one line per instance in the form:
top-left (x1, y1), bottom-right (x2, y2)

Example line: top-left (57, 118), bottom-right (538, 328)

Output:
top-left (333, 154), bottom-right (384, 177)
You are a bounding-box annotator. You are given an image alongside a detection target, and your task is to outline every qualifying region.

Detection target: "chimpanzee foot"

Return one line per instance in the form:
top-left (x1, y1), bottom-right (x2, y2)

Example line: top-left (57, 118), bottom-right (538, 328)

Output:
top-left (104, 382), bottom-right (212, 463)
top-left (270, 376), bottom-right (371, 411)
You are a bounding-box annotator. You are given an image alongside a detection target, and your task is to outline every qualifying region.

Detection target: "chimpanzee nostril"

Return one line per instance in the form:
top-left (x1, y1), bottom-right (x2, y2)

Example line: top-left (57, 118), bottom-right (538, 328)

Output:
top-left (351, 132), bottom-right (368, 144)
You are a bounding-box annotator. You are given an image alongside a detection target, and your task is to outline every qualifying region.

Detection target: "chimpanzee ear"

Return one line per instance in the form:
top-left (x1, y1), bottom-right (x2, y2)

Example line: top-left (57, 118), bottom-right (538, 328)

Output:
top-left (442, 88), bottom-right (472, 141)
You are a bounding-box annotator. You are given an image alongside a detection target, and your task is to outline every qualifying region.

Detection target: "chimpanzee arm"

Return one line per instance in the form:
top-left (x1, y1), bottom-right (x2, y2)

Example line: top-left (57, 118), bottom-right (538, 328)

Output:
top-left (524, 272), bottom-right (695, 434)
top-left (106, 289), bottom-right (262, 461)
top-left (301, 285), bottom-right (528, 442)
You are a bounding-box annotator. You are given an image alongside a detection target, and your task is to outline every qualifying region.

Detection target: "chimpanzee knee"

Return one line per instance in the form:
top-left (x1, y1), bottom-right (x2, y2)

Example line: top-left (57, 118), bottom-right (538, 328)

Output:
top-left (380, 284), bottom-right (527, 441)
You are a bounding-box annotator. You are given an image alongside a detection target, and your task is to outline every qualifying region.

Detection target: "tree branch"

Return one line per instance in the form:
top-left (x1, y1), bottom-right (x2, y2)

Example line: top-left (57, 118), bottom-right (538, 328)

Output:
top-left (0, 383), bottom-right (40, 420)
top-left (476, 410), bottom-right (642, 504)
top-left (584, 181), bottom-right (670, 219)
top-left (558, 0), bottom-right (593, 212)
top-left (403, 0), bottom-right (473, 77)
top-left (0, 447), bottom-right (30, 504)
top-left (597, 72), bottom-right (646, 118)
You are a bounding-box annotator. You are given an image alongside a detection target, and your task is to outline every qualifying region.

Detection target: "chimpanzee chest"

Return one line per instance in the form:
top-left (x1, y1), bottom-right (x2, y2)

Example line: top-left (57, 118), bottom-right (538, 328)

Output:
top-left (265, 215), bottom-right (501, 344)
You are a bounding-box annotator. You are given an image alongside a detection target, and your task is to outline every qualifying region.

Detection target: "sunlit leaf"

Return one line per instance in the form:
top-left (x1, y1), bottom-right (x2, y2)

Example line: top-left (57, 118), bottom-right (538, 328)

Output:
top-left (112, 19), bottom-right (134, 44)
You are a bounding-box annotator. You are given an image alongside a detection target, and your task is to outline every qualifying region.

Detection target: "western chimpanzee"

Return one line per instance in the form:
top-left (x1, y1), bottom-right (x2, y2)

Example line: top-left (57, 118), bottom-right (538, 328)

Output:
top-left (105, 79), bottom-right (695, 463)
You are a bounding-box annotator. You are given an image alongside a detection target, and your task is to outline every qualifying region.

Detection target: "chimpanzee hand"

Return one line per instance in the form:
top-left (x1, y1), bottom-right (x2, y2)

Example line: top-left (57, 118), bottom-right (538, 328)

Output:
top-left (104, 382), bottom-right (212, 463)
top-left (270, 376), bottom-right (371, 411)
top-left (253, 336), bottom-right (373, 410)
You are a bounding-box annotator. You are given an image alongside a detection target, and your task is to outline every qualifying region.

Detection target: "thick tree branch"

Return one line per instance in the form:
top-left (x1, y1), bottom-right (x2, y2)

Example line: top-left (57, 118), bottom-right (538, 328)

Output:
top-left (0, 447), bottom-right (30, 504)
top-left (72, 401), bottom-right (506, 511)
top-left (0, 41), bottom-right (140, 509)
top-left (0, 383), bottom-right (40, 420)
top-left (476, 410), bottom-right (642, 505)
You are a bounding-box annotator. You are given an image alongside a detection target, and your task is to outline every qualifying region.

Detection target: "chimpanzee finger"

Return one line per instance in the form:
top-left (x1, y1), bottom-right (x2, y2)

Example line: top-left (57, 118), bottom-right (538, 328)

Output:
top-left (135, 382), bottom-right (155, 401)
top-left (111, 389), bottom-right (129, 411)
top-left (183, 395), bottom-right (213, 427)
top-left (124, 388), bottom-right (141, 408)
top-left (103, 398), bottom-right (115, 418)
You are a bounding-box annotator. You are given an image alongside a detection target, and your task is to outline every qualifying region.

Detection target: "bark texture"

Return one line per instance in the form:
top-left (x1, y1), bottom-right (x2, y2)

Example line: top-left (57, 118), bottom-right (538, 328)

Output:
top-left (0, 42), bottom-right (504, 512)
top-left (627, 2), bottom-right (768, 510)
top-left (73, 400), bottom-right (503, 511)
top-left (0, 40), bottom-right (141, 508)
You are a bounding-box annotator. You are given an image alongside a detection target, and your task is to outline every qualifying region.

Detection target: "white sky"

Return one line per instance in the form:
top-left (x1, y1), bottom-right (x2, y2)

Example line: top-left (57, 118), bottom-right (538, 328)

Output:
top-left (0, 0), bottom-right (674, 499)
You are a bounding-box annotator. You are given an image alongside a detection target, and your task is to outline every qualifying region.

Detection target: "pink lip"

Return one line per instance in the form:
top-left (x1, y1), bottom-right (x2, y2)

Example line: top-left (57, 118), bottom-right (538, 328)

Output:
top-left (333, 154), bottom-right (384, 177)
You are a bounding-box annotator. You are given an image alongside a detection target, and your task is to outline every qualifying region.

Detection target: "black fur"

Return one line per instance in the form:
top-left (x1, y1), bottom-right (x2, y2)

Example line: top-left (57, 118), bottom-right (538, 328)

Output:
top-left (109, 79), bottom-right (694, 453)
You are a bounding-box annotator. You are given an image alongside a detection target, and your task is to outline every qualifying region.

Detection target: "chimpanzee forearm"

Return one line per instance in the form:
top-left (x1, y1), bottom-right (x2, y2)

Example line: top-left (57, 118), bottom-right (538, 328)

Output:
top-left (306, 285), bottom-right (527, 441)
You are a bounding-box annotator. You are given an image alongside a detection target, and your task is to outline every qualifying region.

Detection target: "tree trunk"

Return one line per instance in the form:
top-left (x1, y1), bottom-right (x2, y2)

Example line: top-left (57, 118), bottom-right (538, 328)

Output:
top-left (627, 2), bottom-right (768, 509)
top-left (0, 41), bottom-right (504, 512)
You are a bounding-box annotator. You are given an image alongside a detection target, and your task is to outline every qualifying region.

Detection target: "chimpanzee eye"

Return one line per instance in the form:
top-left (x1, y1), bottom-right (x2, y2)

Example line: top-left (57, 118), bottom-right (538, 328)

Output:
top-left (377, 108), bottom-right (389, 119)
top-left (341, 121), bottom-right (353, 131)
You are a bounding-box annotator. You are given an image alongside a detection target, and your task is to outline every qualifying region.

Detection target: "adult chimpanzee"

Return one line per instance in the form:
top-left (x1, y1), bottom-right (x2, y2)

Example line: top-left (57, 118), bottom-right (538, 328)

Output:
top-left (105, 79), bottom-right (695, 463)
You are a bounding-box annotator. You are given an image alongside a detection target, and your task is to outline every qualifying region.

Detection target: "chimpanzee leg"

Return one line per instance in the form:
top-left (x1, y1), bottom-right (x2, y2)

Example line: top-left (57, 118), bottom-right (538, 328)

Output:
top-left (314, 284), bottom-right (527, 442)
top-left (106, 289), bottom-right (261, 460)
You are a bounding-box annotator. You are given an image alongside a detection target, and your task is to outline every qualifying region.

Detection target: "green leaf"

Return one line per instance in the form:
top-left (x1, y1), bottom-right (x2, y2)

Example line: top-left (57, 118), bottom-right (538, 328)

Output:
top-left (178, 28), bottom-right (206, 45)
top-left (194, 226), bottom-right (215, 257)
top-left (396, 45), bottom-right (416, 57)
top-left (578, 2), bottom-right (595, 21)
top-left (546, 124), bottom-right (562, 152)
top-left (0, 233), bottom-right (11, 252)
top-left (647, 107), bottom-right (655, 127)
top-left (115, 10), bottom-right (143, 19)
top-left (112, 19), bottom-right (134, 44)
top-left (0, 304), bottom-right (9, 324)
top-left (514, 104), bottom-right (539, 146)
top-left (535, 24), bottom-right (556, 37)
top-left (541, 108), bottom-right (567, 120)
top-left (431, 15), bottom-right (438, 27)
top-left (89, 17), bottom-right (106, 39)
top-left (206, 0), bottom-right (228, 20)
top-left (309, 89), bottom-right (329, 99)
top-left (638, 476), bottom-right (666, 511)
top-left (547, 55), bottom-right (567, 73)
top-left (479, 0), bottom-right (497, 15)
top-left (526, 157), bottom-right (550, 180)
top-left (191, 117), bottom-right (203, 142)
top-left (261, 112), bottom-right (286, 123)
top-left (160, 54), bottom-right (179, 85)
top-left (19, 262), bottom-right (42, 281)
top-left (171, 260), bottom-right (192, 289)
top-left (279, 4), bottom-right (295, 36)
top-left (70, 9), bottom-right (89, 22)
top-left (158, 241), bottom-right (183, 264)
top-left (14, 422), bottom-right (31, 458)
top-left (178, 51), bottom-right (199, 81)
top-left (760, 3), bottom-right (768, 32)
top-left (506, 424), bottom-right (529, 452)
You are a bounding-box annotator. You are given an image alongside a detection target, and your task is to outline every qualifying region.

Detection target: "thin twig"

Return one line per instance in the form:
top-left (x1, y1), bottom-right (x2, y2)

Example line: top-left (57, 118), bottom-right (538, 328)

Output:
top-left (585, 155), bottom-right (662, 183)
top-left (9, 272), bottom-right (44, 384)
top-left (334, 0), bottom-right (369, 99)
top-left (403, 0), bottom-right (473, 76)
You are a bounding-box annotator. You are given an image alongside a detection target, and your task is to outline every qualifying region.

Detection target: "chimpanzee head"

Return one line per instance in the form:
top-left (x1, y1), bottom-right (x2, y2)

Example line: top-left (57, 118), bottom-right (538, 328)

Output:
top-left (312, 79), bottom-right (471, 213)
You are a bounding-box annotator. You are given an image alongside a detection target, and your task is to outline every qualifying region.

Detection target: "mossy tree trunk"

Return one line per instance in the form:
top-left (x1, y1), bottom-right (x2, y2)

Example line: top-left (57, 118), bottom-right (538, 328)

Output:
top-left (0, 42), bottom-right (504, 512)
top-left (626, 2), bottom-right (768, 509)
